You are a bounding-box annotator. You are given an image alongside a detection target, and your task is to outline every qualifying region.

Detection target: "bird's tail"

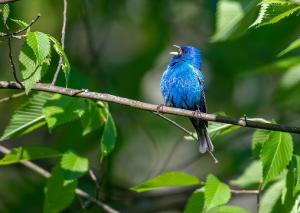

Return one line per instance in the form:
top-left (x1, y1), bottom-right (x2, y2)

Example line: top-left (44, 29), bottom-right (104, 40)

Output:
top-left (190, 118), bottom-right (214, 153)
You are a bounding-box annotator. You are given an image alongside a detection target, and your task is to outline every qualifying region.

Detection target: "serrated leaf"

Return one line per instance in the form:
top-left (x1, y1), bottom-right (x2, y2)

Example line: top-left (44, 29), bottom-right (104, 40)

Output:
top-left (259, 179), bottom-right (285, 213)
top-left (10, 18), bottom-right (29, 28)
top-left (230, 161), bottom-right (262, 188)
top-left (211, 0), bottom-right (259, 42)
top-left (0, 146), bottom-right (61, 165)
top-left (0, 92), bottom-right (52, 141)
top-left (250, 1), bottom-right (300, 28)
top-left (48, 36), bottom-right (70, 87)
top-left (100, 109), bottom-right (117, 156)
top-left (261, 131), bottom-right (293, 187)
top-left (60, 151), bottom-right (88, 180)
top-left (42, 94), bottom-right (86, 132)
top-left (43, 165), bottom-right (77, 213)
top-left (184, 188), bottom-right (205, 213)
top-left (80, 101), bottom-right (106, 136)
top-left (252, 129), bottom-right (271, 158)
top-left (19, 32), bottom-right (51, 93)
top-left (131, 171), bottom-right (201, 192)
top-left (278, 38), bottom-right (300, 57)
top-left (205, 174), bottom-right (231, 211)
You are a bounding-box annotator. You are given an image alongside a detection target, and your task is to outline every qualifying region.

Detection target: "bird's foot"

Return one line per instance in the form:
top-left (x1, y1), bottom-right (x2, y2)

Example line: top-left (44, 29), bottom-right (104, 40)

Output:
top-left (243, 114), bottom-right (248, 125)
top-left (156, 104), bottom-right (165, 114)
top-left (193, 107), bottom-right (202, 120)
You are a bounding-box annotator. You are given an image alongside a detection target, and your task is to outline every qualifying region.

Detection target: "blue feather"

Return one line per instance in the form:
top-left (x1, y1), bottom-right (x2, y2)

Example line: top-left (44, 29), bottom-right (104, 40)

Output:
top-left (160, 45), bottom-right (214, 153)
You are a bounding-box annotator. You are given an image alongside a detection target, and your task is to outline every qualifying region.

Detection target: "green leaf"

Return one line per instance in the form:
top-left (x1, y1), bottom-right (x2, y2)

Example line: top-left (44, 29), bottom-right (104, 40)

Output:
top-left (60, 151), bottom-right (89, 180)
top-left (10, 18), bottom-right (29, 28)
top-left (261, 131), bottom-right (293, 187)
top-left (280, 64), bottom-right (300, 89)
top-left (131, 171), bottom-right (201, 192)
top-left (48, 36), bottom-right (70, 87)
top-left (211, 0), bottom-right (259, 42)
top-left (252, 129), bottom-right (271, 158)
top-left (0, 92), bottom-right (52, 141)
top-left (184, 189), bottom-right (205, 213)
top-left (42, 94), bottom-right (86, 132)
top-left (278, 38), bottom-right (300, 57)
top-left (209, 205), bottom-right (251, 213)
top-left (230, 161), bottom-right (262, 188)
top-left (208, 122), bottom-right (240, 139)
top-left (204, 174), bottom-right (231, 211)
top-left (259, 179), bottom-right (285, 213)
top-left (100, 109), bottom-right (117, 156)
top-left (43, 165), bottom-right (77, 213)
top-left (19, 32), bottom-right (51, 93)
top-left (0, 146), bottom-right (61, 165)
top-left (80, 101), bottom-right (106, 136)
top-left (250, 1), bottom-right (300, 28)
top-left (0, 4), bottom-right (10, 24)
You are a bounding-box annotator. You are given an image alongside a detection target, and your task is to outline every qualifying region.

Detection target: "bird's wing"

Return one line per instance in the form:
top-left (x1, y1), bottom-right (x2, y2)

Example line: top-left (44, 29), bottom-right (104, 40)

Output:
top-left (191, 66), bottom-right (208, 127)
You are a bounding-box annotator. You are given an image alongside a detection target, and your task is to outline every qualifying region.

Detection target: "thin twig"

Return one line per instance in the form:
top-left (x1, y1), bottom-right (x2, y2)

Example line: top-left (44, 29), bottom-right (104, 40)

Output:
top-left (231, 189), bottom-right (259, 195)
top-left (0, 0), bottom-right (20, 4)
top-left (51, 0), bottom-right (67, 85)
top-left (0, 145), bottom-right (120, 213)
top-left (0, 91), bottom-right (25, 103)
top-left (1, 81), bottom-right (300, 134)
top-left (257, 183), bottom-right (262, 212)
top-left (0, 14), bottom-right (41, 37)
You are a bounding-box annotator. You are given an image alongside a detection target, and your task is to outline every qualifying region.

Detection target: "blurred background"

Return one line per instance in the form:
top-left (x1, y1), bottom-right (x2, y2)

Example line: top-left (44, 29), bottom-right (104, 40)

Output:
top-left (0, 0), bottom-right (300, 212)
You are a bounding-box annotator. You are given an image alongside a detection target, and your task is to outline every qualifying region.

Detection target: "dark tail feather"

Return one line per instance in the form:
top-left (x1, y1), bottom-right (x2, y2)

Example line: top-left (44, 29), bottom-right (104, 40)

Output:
top-left (190, 118), bottom-right (214, 153)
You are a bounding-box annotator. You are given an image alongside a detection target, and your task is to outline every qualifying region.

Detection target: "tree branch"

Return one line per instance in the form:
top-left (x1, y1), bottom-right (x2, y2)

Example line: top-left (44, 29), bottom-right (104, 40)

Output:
top-left (0, 145), bottom-right (120, 213)
top-left (0, 91), bottom-right (25, 103)
top-left (0, 14), bottom-right (41, 38)
top-left (0, 0), bottom-right (19, 4)
top-left (0, 80), bottom-right (300, 134)
top-left (51, 0), bottom-right (67, 85)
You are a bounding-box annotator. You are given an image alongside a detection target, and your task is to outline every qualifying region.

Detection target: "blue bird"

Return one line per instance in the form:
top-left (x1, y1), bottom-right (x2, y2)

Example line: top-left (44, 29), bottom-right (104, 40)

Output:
top-left (160, 45), bottom-right (213, 153)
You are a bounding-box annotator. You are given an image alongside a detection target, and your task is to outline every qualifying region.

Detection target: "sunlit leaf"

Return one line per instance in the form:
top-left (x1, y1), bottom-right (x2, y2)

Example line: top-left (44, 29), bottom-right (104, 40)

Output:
top-left (211, 0), bottom-right (259, 42)
top-left (60, 151), bottom-right (89, 180)
top-left (0, 146), bottom-right (61, 165)
top-left (204, 174), bottom-right (231, 211)
top-left (42, 94), bottom-right (86, 132)
top-left (278, 38), bottom-right (300, 56)
top-left (259, 179), bottom-right (285, 213)
top-left (0, 4), bottom-right (10, 24)
top-left (184, 189), bottom-right (205, 213)
top-left (250, 1), bottom-right (300, 28)
top-left (0, 92), bottom-right (52, 141)
top-left (100, 108), bottom-right (117, 156)
top-left (48, 36), bottom-right (70, 87)
top-left (10, 18), bottom-right (29, 28)
top-left (43, 165), bottom-right (77, 213)
top-left (131, 171), bottom-right (201, 192)
top-left (261, 131), bottom-right (293, 187)
top-left (252, 129), bottom-right (271, 158)
top-left (19, 32), bottom-right (51, 93)
top-left (210, 205), bottom-right (251, 213)
top-left (230, 161), bottom-right (262, 188)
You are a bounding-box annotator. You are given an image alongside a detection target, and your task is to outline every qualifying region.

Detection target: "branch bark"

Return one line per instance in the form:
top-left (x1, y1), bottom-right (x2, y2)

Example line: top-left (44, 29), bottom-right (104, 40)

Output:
top-left (0, 0), bottom-right (19, 4)
top-left (0, 80), bottom-right (300, 134)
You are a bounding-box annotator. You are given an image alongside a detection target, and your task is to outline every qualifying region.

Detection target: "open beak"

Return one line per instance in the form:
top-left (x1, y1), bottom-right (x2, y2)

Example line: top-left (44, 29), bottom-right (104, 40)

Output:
top-left (169, 45), bottom-right (182, 56)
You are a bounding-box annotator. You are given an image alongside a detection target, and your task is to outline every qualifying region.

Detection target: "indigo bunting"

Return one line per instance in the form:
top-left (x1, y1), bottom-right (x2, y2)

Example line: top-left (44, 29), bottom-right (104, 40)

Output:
top-left (160, 45), bottom-right (213, 153)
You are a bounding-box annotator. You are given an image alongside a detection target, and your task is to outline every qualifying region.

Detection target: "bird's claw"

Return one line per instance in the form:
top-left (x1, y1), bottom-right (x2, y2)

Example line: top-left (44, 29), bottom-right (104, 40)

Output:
top-left (243, 114), bottom-right (248, 125)
top-left (156, 104), bottom-right (165, 114)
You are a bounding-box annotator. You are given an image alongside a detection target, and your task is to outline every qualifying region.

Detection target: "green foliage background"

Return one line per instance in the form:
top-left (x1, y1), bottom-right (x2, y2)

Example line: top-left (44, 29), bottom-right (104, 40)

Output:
top-left (0, 0), bottom-right (300, 212)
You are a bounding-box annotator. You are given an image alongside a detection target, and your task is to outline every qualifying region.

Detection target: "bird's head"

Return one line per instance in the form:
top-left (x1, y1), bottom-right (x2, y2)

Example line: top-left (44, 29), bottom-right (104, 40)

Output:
top-left (169, 45), bottom-right (201, 69)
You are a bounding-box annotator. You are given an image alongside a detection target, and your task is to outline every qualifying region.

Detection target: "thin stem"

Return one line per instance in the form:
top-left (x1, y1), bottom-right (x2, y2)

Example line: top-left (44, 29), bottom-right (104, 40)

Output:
top-left (0, 145), bottom-right (120, 213)
top-left (1, 81), bottom-right (300, 135)
top-left (51, 0), bottom-right (67, 85)
top-left (0, 91), bottom-right (25, 104)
